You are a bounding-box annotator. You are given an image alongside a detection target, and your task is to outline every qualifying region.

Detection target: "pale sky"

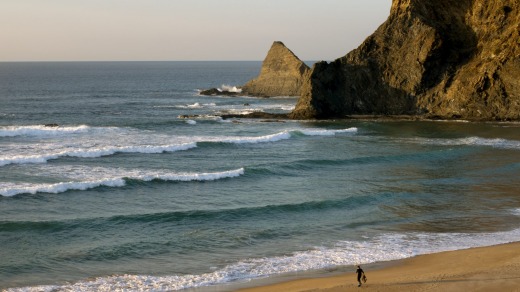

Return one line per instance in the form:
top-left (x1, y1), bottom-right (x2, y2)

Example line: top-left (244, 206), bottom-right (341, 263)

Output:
top-left (1, 0), bottom-right (391, 61)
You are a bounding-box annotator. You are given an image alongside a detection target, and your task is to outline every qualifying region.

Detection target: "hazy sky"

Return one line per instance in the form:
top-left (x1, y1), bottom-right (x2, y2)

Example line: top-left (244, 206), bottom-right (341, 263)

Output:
top-left (1, 0), bottom-right (391, 61)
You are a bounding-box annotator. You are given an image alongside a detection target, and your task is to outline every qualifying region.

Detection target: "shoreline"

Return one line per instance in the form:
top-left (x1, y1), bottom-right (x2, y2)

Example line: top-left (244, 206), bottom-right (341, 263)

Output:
top-left (227, 242), bottom-right (520, 292)
top-left (213, 111), bottom-right (520, 124)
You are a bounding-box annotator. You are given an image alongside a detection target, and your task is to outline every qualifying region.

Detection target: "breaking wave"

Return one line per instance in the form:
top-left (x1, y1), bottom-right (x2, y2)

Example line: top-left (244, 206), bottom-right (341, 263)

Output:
top-left (219, 84), bottom-right (242, 93)
top-left (0, 143), bottom-right (197, 167)
top-left (0, 128), bottom-right (358, 166)
top-left (0, 125), bottom-right (92, 137)
top-left (8, 227), bottom-right (520, 291)
top-left (412, 136), bottom-right (520, 150)
top-left (204, 128), bottom-right (357, 144)
top-left (173, 102), bottom-right (217, 109)
top-left (0, 168), bottom-right (245, 196)
top-left (217, 131), bottom-right (292, 144)
top-left (298, 128), bottom-right (358, 136)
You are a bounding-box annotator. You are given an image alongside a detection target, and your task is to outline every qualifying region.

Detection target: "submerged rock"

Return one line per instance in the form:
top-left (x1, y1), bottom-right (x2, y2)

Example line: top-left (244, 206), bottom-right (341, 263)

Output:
top-left (199, 88), bottom-right (240, 96)
top-left (291, 0), bottom-right (520, 120)
top-left (220, 112), bottom-right (289, 120)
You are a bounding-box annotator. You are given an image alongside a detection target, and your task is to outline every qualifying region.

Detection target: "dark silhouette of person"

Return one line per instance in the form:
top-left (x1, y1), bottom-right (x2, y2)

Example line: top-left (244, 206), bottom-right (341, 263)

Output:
top-left (356, 265), bottom-right (365, 287)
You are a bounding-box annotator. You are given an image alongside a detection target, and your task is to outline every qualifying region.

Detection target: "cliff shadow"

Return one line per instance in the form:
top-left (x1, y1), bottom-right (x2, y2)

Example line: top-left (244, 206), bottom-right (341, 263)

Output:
top-left (415, 0), bottom-right (478, 91)
top-left (305, 59), bottom-right (419, 118)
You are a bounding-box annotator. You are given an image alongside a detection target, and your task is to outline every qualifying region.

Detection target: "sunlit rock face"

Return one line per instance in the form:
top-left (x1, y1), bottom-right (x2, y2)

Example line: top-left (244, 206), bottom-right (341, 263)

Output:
top-left (242, 41), bottom-right (310, 97)
top-left (291, 0), bottom-right (520, 120)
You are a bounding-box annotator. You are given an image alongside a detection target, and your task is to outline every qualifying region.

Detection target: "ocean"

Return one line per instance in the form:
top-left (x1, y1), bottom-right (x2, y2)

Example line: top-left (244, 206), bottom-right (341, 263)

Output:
top-left (1, 61), bottom-right (520, 291)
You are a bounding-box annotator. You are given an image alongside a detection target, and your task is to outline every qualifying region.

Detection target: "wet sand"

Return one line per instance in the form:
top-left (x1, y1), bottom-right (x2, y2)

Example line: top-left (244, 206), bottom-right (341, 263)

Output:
top-left (238, 242), bottom-right (520, 292)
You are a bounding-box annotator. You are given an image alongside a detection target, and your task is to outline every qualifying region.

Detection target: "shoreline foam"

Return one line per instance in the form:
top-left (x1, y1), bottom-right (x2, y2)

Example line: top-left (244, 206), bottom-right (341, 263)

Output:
top-left (5, 231), bottom-right (520, 291)
top-left (236, 242), bottom-right (520, 292)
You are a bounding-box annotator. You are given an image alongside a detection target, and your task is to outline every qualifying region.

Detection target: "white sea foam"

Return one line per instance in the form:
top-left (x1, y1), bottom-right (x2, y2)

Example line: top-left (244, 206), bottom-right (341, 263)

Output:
top-left (186, 120), bottom-right (197, 125)
top-left (10, 228), bottom-right (520, 291)
top-left (218, 131), bottom-right (292, 144)
top-left (186, 102), bottom-right (203, 109)
top-left (221, 109), bottom-right (258, 115)
top-left (511, 208), bottom-right (520, 216)
top-left (0, 143), bottom-right (197, 166)
top-left (187, 102), bottom-right (215, 109)
top-left (247, 103), bottom-right (295, 112)
top-left (0, 127), bottom-right (358, 167)
top-left (219, 84), bottom-right (242, 93)
top-left (0, 179), bottom-right (127, 197)
top-left (0, 168), bottom-right (245, 196)
top-left (170, 102), bottom-right (217, 109)
top-left (414, 136), bottom-right (520, 150)
top-left (211, 128), bottom-right (357, 144)
top-left (197, 102), bottom-right (295, 114)
top-left (0, 125), bottom-right (91, 137)
top-left (281, 105), bottom-right (296, 111)
top-left (129, 168), bottom-right (244, 183)
top-left (299, 127), bottom-right (358, 136)
top-left (461, 137), bottom-right (520, 149)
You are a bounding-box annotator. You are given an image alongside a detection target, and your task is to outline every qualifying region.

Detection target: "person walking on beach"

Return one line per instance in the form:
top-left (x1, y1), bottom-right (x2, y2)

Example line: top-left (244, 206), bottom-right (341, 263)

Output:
top-left (356, 265), bottom-right (365, 287)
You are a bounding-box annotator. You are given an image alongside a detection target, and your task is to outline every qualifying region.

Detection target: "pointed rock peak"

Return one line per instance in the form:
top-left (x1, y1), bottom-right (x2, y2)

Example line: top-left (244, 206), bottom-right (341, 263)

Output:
top-left (262, 41), bottom-right (307, 72)
top-left (199, 41), bottom-right (308, 98)
top-left (241, 41), bottom-right (310, 97)
top-left (269, 41), bottom-right (293, 57)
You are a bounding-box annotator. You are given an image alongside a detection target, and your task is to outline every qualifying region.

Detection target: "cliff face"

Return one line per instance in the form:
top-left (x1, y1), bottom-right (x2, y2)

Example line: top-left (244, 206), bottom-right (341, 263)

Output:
top-left (242, 41), bottom-right (310, 97)
top-left (291, 0), bottom-right (520, 120)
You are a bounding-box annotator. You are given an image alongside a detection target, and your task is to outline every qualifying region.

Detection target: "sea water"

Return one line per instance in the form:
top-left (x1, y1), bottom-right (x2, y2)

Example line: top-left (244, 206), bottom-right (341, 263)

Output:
top-left (1, 62), bottom-right (520, 291)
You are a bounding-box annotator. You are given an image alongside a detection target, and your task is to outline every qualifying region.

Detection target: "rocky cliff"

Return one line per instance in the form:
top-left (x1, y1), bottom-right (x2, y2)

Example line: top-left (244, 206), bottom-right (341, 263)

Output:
top-left (242, 41), bottom-right (310, 97)
top-left (290, 0), bottom-right (520, 120)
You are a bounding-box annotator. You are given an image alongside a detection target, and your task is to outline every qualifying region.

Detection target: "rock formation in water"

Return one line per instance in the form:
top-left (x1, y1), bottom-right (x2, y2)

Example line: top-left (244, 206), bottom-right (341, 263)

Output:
top-left (290, 0), bottom-right (520, 120)
top-left (241, 41), bottom-right (310, 97)
top-left (200, 42), bottom-right (309, 97)
top-left (199, 88), bottom-right (241, 96)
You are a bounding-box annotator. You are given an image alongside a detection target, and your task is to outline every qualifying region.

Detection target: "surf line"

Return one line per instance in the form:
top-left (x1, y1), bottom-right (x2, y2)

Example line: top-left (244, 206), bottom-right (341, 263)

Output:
top-left (0, 168), bottom-right (245, 196)
top-left (0, 128), bottom-right (358, 167)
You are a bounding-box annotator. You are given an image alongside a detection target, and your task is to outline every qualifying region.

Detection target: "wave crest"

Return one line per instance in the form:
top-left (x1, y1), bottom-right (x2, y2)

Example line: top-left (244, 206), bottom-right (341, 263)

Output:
top-left (10, 228), bottom-right (520, 291)
top-left (298, 127), bottom-right (358, 136)
top-left (0, 125), bottom-right (91, 137)
top-left (412, 136), bottom-right (520, 150)
top-left (0, 127), bottom-right (358, 167)
top-left (0, 168), bottom-right (244, 196)
top-left (0, 143), bottom-right (197, 167)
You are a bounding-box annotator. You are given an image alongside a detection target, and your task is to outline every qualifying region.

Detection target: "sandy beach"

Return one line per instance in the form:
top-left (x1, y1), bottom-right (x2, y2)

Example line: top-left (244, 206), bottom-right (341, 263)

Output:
top-left (238, 242), bottom-right (520, 292)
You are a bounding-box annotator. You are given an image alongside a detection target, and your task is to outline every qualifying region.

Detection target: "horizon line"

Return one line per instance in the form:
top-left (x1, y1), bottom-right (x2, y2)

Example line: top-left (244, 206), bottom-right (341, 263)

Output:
top-left (0, 59), bottom-right (325, 63)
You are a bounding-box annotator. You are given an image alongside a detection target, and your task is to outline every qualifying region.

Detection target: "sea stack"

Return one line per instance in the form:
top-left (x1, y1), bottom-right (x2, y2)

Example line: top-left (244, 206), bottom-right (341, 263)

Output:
top-left (241, 41), bottom-right (310, 97)
top-left (290, 0), bottom-right (520, 120)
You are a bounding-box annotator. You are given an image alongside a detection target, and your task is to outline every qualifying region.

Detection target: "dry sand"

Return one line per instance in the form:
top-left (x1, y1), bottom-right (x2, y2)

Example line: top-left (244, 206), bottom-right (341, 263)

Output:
top-left (238, 242), bottom-right (520, 292)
